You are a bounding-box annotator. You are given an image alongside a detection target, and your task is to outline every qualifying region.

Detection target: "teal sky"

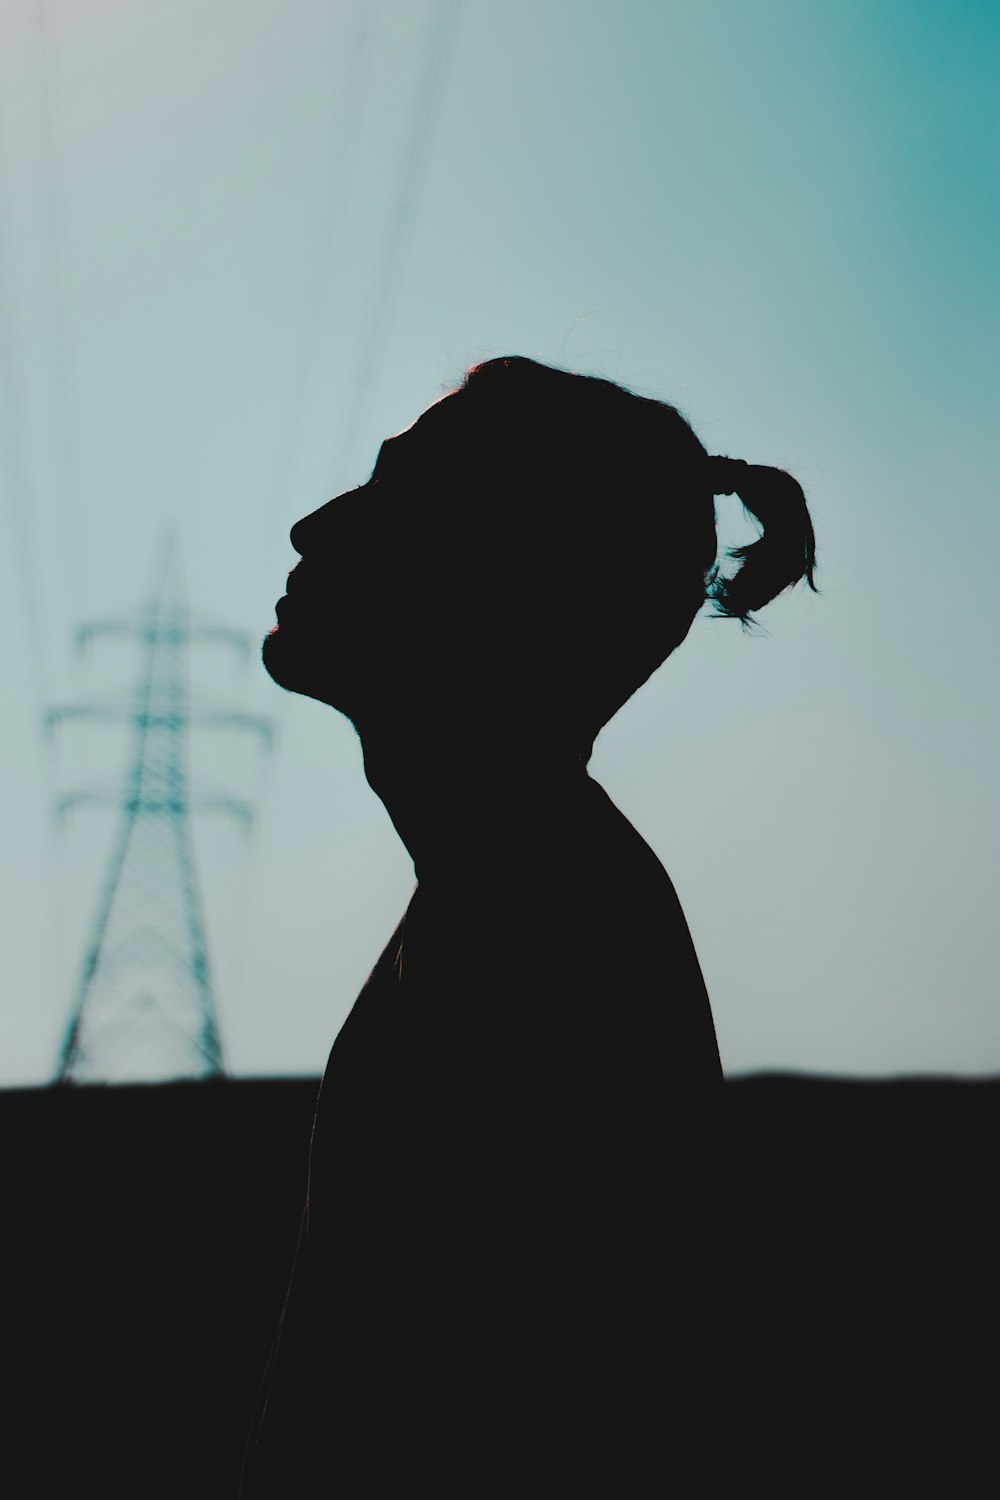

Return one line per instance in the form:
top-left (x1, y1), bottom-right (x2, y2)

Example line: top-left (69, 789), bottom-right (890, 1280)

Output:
top-left (0, 0), bottom-right (997, 1084)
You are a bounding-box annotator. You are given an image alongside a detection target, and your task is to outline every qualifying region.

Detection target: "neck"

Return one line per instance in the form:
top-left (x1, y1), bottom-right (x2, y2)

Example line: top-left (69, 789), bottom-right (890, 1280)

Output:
top-left (357, 715), bottom-right (593, 887)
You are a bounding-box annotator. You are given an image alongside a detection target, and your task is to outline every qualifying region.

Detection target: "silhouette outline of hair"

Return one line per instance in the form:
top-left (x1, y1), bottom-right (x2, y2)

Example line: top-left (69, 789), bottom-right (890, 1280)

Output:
top-left (455, 356), bottom-right (818, 743)
top-left (704, 455), bottom-right (817, 624)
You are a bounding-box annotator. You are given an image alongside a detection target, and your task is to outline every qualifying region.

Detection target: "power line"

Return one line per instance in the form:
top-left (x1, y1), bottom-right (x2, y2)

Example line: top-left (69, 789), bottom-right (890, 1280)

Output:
top-left (0, 53), bottom-right (54, 712)
top-left (252, 0), bottom-right (462, 605)
top-left (249, 0), bottom-right (377, 617)
top-left (333, 0), bottom-right (462, 493)
top-left (250, 0), bottom-right (460, 709)
top-left (34, 0), bottom-right (84, 628)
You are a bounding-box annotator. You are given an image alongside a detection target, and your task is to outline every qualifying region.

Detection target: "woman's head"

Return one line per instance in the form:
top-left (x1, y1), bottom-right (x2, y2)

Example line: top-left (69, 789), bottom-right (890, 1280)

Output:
top-left (264, 356), bottom-right (816, 757)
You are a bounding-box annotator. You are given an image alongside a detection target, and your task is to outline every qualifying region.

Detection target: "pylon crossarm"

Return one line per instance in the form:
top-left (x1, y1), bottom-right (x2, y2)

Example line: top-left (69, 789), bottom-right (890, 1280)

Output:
top-left (76, 618), bottom-right (144, 651)
top-left (78, 613), bottom-right (254, 657)
top-left (185, 600), bottom-right (254, 649)
top-left (51, 540), bottom-right (256, 1085)
top-left (73, 791), bottom-right (253, 824)
top-left (189, 708), bottom-right (273, 746)
top-left (190, 623), bottom-right (253, 656)
top-left (192, 794), bottom-right (253, 827)
top-left (57, 789), bottom-right (119, 821)
top-left (188, 684), bottom-right (266, 718)
top-left (46, 703), bottom-right (134, 734)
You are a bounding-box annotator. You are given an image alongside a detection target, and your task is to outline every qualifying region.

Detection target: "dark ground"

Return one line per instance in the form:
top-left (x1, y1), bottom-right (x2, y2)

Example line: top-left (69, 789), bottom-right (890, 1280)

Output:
top-left (4, 1075), bottom-right (996, 1496)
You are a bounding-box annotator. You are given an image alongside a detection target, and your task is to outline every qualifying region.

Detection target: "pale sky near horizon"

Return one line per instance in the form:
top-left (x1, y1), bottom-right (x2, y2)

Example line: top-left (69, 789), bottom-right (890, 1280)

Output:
top-left (0, 0), bottom-right (997, 1086)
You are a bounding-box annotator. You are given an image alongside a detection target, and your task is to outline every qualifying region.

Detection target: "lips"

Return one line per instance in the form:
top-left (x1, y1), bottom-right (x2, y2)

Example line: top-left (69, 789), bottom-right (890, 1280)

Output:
top-left (277, 566), bottom-right (305, 614)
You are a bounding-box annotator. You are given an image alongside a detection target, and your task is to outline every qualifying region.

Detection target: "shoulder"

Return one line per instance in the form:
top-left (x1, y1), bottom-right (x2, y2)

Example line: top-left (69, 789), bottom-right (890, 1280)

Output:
top-left (576, 778), bottom-right (684, 928)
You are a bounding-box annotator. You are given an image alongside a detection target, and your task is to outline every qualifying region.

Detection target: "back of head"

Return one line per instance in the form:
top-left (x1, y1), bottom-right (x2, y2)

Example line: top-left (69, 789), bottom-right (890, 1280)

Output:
top-left (452, 357), bottom-right (817, 752)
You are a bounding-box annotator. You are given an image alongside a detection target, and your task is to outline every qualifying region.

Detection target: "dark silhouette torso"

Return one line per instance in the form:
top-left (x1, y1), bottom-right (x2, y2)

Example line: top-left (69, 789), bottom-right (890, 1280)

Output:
top-left (244, 777), bottom-right (722, 1493)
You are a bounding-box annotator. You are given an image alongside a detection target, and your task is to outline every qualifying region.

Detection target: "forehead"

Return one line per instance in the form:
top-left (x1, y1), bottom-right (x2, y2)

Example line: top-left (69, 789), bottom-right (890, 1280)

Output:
top-left (373, 391), bottom-right (469, 477)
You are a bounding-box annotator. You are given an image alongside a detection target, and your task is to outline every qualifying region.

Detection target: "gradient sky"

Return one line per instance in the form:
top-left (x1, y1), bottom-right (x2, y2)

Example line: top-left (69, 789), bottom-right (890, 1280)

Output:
top-left (0, 0), bottom-right (997, 1085)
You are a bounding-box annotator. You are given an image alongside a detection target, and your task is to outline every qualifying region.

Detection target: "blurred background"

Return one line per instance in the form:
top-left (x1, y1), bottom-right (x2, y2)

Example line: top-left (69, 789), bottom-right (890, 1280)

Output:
top-left (1, 0), bottom-right (997, 1087)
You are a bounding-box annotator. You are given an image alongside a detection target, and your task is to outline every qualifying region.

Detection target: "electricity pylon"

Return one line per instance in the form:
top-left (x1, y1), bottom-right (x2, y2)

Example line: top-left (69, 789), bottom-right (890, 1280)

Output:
top-left (47, 539), bottom-right (271, 1085)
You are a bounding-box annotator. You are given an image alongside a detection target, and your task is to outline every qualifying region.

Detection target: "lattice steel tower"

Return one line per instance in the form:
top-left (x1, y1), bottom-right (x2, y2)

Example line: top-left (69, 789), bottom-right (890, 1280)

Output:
top-left (48, 540), bottom-right (271, 1084)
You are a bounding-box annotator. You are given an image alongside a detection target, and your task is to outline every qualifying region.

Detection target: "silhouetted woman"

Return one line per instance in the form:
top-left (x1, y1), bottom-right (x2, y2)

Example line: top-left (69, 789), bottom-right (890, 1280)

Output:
top-left (245, 357), bottom-right (816, 1493)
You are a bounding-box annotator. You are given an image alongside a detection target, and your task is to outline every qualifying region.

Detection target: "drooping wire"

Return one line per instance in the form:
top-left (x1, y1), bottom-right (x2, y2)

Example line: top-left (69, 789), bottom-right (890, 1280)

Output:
top-left (0, 55), bottom-right (54, 712)
top-left (252, 0), bottom-right (462, 602)
top-left (0, 6), bottom-right (67, 1084)
top-left (248, 0), bottom-right (378, 618)
top-left (239, 0), bottom-right (461, 1006)
top-left (331, 0), bottom-right (462, 493)
top-left (248, 0), bottom-right (464, 770)
top-left (34, 0), bottom-right (84, 629)
top-left (238, 4), bottom-right (396, 1073)
top-left (235, 1), bottom-right (381, 1031)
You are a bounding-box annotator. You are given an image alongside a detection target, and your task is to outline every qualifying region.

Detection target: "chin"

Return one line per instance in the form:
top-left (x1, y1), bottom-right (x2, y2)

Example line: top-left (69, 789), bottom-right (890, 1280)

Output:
top-left (261, 626), bottom-right (358, 717)
top-left (261, 626), bottom-right (292, 688)
top-left (262, 626), bottom-right (315, 696)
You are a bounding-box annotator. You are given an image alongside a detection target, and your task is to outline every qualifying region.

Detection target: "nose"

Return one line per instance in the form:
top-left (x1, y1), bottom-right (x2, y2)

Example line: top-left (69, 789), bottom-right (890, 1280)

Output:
top-left (288, 512), bottom-right (310, 556)
top-left (289, 493), bottom-right (342, 556)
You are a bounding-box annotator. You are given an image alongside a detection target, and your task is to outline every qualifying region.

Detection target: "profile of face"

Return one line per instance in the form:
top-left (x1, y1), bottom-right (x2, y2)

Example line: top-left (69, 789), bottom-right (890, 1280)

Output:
top-left (263, 390), bottom-right (504, 726)
top-left (264, 358), bottom-right (716, 753)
